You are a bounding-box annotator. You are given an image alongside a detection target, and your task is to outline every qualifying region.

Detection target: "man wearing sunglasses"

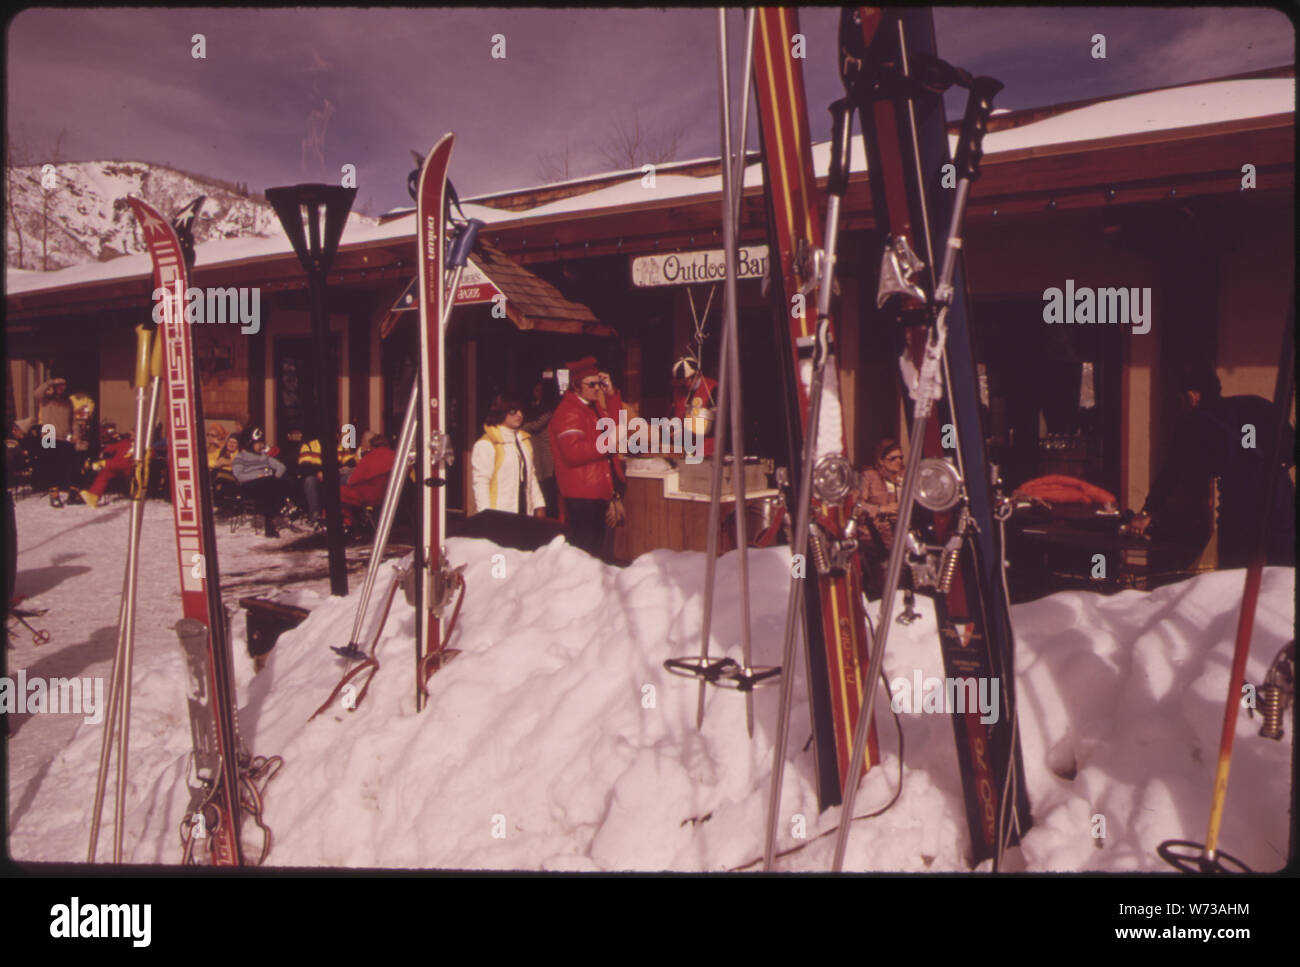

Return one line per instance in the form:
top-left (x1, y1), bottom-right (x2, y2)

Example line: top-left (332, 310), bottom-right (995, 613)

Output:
top-left (549, 356), bottom-right (627, 560)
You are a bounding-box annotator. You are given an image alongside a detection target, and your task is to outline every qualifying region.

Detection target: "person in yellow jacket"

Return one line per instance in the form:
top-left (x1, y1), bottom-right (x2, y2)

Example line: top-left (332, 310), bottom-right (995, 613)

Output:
top-left (471, 397), bottom-right (546, 517)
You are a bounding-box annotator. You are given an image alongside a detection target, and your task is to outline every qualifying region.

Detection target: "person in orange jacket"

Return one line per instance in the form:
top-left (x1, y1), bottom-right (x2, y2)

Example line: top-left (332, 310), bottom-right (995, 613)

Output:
top-left (549, 357), bottom-right (627, 559)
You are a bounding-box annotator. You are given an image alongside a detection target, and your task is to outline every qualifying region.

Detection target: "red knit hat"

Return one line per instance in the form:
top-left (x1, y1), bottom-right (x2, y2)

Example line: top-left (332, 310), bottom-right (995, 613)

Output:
top-left (566, 356), bottom-right (599, 382)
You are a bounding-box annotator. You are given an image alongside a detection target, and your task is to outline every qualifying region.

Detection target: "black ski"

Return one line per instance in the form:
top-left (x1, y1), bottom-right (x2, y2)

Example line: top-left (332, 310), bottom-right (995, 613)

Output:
top-left (834, 7), bottom-right (1032, 869)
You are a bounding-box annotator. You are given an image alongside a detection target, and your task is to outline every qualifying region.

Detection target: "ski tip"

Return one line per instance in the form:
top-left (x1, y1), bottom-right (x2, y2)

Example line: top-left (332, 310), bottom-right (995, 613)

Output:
top-left (331, 644), bottom-right (369, 663)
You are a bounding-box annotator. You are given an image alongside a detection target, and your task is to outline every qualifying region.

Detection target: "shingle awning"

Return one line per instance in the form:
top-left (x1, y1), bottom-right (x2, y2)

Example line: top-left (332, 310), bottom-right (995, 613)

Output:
top-left (380, 237), bottom-right (610, 338)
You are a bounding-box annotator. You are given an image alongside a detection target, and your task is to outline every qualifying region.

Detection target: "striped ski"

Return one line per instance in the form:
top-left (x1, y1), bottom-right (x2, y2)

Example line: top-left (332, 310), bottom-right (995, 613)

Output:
top-left (753, 7), bottom-right (880, 809)
top-left (128, 196), bottom-right (244, 865)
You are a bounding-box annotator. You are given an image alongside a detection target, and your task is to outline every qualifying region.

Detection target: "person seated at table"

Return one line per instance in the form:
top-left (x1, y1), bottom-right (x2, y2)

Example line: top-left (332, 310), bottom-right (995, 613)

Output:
top-left (340, 432), bottom-right (395, 529)
top-left (77, 423), bottom-right (134, 508)
top-left (231, 428), bottom-right (288, 537)
top-left (210, 434), bottom-right (242, 508)
top-left (853, 439), bottom-right (913, 607)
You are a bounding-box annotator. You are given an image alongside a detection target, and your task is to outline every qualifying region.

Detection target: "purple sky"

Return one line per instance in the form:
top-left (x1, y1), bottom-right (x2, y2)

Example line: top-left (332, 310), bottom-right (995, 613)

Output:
top-left (5, 7), bottom-right (1293, 215)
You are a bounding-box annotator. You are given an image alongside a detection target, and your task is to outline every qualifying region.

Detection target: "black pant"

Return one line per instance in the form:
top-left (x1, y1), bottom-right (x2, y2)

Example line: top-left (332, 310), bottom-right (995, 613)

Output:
top-left (564, 497), bottom-right (608, 560)
top-left (541, 477), bottom-right (560, 519)
top-left (239, 476), bottom-right (286, 532)
top-left (35, 440), bottom-right (77, 491)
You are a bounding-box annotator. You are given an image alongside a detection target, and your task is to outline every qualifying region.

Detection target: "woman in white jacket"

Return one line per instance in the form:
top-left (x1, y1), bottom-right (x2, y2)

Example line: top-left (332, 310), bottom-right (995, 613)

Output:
top-left (471, 397), bottom-right (546, 516)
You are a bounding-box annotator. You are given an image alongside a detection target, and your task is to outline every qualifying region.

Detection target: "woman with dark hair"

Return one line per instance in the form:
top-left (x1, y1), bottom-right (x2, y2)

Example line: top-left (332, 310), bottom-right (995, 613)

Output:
top-left (854, 439), bottom-right (908, 600)
top-left (473, 396), bottom-right (546, 516)
top-left (857, 439), bottom-right (904, 545)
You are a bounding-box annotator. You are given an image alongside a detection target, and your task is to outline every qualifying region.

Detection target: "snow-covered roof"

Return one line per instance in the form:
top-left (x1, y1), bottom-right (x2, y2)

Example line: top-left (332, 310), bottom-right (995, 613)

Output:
top-left (6, 76), bottom-right (1292, 301)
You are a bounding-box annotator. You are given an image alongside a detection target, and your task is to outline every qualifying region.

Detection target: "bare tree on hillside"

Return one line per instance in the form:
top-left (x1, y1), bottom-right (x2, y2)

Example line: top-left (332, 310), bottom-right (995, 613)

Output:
top-left (597, 107), bottom-right (683, 172)
top-left (5, 128), bottom-right (32, 269)
top-left (536, 143), bottom-right (576, 184)
top-left (4, 127), bottom-right (68, 270)
top-left (533, 110), bottom-right (684, 185)
top-left (38, 130), bottom-right (68, 270)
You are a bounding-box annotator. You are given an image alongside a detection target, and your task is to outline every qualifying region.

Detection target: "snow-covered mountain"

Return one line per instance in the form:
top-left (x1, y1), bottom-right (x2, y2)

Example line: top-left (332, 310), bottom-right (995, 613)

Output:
top-left (5, 160), bottom-right (376, 271)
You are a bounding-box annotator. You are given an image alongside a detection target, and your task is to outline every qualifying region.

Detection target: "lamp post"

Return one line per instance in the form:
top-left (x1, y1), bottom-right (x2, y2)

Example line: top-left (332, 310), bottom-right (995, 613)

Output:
top-left (266, 184), bottom-right (357, 596)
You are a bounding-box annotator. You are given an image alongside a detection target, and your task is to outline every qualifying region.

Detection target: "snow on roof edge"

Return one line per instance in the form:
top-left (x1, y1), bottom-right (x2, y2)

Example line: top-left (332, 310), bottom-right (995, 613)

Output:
top-left (7, 77), bottom-right (1293, 302)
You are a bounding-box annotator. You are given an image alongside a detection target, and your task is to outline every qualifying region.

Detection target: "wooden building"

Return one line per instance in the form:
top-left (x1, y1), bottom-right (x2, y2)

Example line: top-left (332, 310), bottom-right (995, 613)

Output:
top-left (6, 67), bottom-right (1293, 563)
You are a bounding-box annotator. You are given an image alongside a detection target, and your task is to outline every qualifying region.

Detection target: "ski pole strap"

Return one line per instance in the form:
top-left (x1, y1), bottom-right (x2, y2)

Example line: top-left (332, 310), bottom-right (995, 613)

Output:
top-left (445, 179), bottom-right (470, 223)
top-left (309, 657), bottom-right (380, 721)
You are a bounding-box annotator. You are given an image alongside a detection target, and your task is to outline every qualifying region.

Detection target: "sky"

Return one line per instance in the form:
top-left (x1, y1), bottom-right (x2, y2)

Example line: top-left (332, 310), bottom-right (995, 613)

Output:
top-left (5, 6), bottom-right (1294, 216)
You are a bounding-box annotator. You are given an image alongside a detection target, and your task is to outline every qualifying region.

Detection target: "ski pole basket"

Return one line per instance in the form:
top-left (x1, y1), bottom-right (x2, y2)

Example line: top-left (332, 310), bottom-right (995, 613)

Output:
top-left (664, 656), bottom-right (781, 692)
top-left (1156, 840), bottom-right (1253, 874)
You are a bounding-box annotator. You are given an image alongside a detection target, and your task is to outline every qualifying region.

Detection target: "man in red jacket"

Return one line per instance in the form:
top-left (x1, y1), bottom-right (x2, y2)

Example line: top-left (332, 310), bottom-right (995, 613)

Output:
top-left (340, 432), bottom-right (396, 528)
top-left (550, 357), bottom-right (626, 560)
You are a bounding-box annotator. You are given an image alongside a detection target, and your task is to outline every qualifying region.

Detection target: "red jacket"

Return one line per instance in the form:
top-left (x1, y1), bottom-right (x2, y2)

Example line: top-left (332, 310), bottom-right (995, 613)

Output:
top-left (341, 446), bottom-right (396, 504)
top-left (549, 389), bottom-right (626, 500)
top-left (349, 446), bottom-right (396, 488)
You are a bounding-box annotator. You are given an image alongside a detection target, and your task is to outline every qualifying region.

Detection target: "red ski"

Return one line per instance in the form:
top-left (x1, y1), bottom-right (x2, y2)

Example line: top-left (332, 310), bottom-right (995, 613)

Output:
top-left (413, 135), bottom-right (465, 710)
top-left (129, 197), bottom-right (245, 864)
top-left (753, 7), bottom-right (880, 810)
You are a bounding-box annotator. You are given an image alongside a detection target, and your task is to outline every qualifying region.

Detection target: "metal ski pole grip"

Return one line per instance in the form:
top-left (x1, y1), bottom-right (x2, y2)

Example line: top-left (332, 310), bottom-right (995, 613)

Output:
top-left (953, 76), bottom-right (1003, 182)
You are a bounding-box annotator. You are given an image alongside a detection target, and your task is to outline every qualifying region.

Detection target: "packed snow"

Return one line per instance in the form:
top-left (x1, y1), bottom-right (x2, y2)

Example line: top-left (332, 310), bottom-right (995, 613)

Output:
top-left (5, 493), bottom-right (1294, 871)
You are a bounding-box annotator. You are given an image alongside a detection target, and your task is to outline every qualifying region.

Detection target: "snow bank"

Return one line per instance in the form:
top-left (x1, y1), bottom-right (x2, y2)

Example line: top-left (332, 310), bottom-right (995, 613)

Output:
top-left (6, 495), bottom-right (1293, 871)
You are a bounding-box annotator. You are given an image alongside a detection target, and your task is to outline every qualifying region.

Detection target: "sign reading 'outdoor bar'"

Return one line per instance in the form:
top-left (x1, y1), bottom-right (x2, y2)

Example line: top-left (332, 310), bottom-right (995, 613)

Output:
top-left (630, 246), bottom-right (769, 288)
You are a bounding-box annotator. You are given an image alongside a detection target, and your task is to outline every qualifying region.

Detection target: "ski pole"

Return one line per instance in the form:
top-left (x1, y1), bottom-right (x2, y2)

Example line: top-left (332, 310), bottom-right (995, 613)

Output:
top-left (692, 8), bottom-right (759, 735)
top-left (695, 7), bottom-right (756, 733)
top-left (762, 95), bottom-right (855, 870)
top-left (113, 327), bottom-right (164, 863)
top-left (337, 377), bottom-right (419, 661)
top-left (831, 75), bottom-right (1001, 872)
top-left (88, 324), bottom-right (159, 862)
top-left (1166, 295), bottom-right (1293, 872)
top-left (339, 219), bottom-right (482, 662)
top-left (721, 8), bottom-right (757, 738)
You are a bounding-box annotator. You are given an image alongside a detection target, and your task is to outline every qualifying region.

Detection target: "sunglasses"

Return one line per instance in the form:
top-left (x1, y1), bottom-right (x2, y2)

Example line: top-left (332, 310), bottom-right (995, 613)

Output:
top-left (581, 380), bottom-right (602, 388)
top-left (884, 454), bottom-right (903, 462)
